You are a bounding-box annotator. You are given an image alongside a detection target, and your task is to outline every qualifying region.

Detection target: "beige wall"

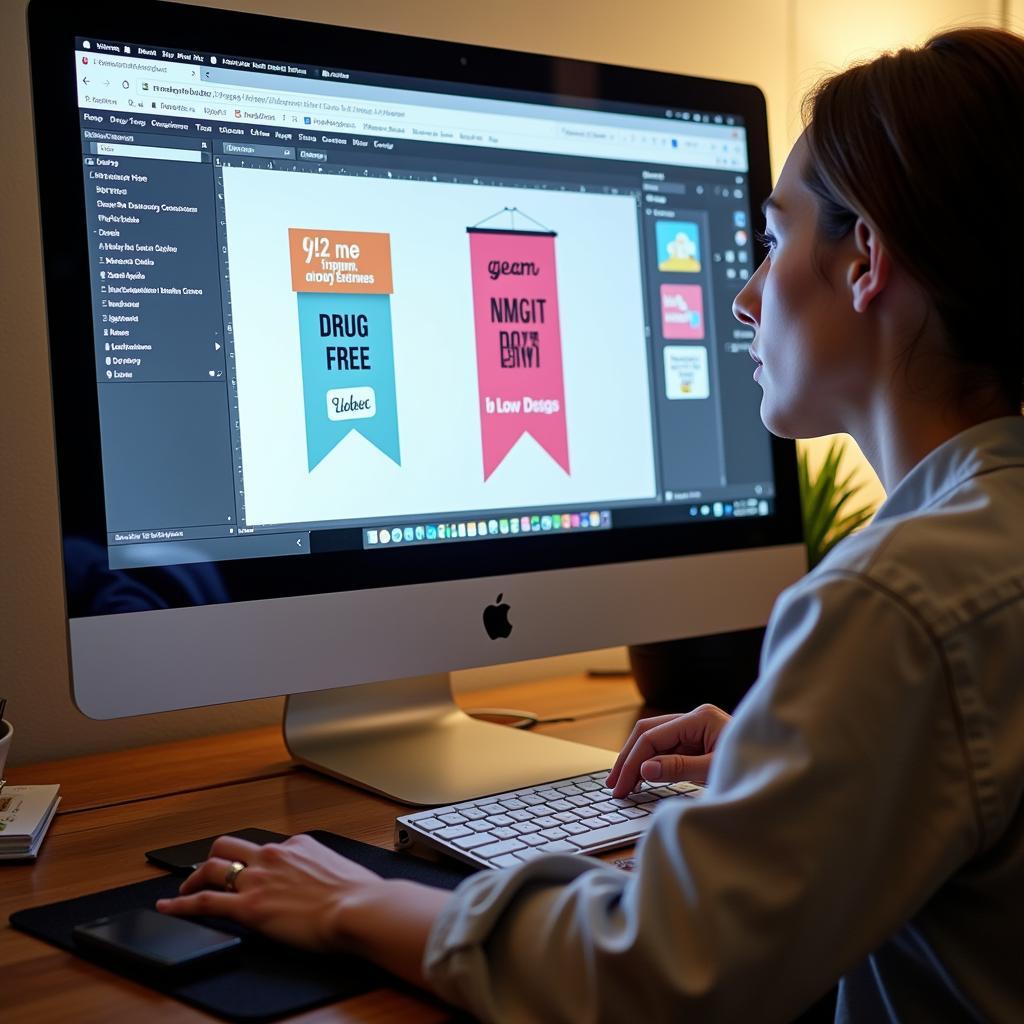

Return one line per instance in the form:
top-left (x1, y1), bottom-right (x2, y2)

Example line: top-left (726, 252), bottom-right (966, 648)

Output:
top-left (0, 0), bottom-right (1006, 766)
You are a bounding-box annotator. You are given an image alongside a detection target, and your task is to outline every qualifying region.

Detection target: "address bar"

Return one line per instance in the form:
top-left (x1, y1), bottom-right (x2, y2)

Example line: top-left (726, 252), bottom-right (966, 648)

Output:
top-left (144, 80), bottom-right (408, 120)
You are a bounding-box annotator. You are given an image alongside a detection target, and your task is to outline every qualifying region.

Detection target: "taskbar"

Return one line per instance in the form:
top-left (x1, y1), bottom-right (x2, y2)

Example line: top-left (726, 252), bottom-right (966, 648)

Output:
top-left (104, 495), bottom-right (775, 569)
top-left (363, 509), bottom-right (610, 549)
top-left (358, 494), bottom-right (773, 551)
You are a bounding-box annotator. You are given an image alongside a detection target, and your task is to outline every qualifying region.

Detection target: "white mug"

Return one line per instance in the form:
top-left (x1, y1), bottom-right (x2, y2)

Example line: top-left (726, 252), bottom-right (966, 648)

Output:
top-left (0, 720), bottom-right (12, 785)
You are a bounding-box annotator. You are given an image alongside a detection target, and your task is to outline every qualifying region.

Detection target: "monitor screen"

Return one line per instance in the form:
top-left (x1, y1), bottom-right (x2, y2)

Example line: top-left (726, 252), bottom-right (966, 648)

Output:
top-left (32, 2), bottom-right (800, 626)
top-left (29, 1), bottom-right (806, 729)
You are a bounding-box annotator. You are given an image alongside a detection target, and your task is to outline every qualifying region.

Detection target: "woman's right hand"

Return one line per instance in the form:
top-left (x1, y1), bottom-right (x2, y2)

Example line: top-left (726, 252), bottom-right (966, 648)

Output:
top-left (606, 704), bottom-right (732, 798)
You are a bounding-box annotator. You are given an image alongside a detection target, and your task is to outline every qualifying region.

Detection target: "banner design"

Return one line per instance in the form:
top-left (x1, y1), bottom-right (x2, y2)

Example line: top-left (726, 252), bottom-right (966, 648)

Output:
top-left (467, 226), bottom-right (570, 481)
top-left (289, 228), bottom-right (400, 470)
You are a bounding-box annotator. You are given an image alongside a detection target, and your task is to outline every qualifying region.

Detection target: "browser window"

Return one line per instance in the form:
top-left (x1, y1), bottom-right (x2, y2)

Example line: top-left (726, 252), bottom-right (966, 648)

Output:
top-left (74, 36), bottom-right (773, 570)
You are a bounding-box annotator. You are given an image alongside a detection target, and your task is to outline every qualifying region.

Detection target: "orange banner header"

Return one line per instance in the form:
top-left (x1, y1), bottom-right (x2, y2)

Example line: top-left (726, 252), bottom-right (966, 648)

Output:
top-left (288, 228), bottom-right (393, 294)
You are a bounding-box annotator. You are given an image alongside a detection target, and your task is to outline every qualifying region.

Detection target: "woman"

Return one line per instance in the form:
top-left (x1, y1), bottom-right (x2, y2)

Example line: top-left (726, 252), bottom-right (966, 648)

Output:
top-left (158, 27), bottom-right (1024, 1023)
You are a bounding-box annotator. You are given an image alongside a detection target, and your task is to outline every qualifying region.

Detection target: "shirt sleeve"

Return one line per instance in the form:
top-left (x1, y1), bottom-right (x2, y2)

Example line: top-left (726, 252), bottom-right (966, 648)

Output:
top-left (422, 570), bottom-right (982, 1023)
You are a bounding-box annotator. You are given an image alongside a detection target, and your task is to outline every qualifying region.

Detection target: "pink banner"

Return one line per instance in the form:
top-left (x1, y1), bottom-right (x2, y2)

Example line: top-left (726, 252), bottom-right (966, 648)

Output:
top-left (468, 228), bottom-right (570, 481)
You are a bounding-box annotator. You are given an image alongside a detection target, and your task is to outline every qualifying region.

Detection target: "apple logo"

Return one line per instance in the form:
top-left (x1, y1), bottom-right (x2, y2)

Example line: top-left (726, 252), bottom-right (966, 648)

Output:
top-left (483, 593), bottom-right (513, 639)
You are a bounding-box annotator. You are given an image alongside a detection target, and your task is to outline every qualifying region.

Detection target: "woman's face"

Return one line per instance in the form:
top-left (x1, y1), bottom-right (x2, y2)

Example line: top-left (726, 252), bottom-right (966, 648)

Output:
top-left (732, 132), bottom-right (874, 439)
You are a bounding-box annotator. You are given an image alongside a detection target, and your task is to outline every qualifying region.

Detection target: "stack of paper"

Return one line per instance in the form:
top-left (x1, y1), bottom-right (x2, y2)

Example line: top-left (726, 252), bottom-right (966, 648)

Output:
top-left (0, 785), bottom-right (60, 861)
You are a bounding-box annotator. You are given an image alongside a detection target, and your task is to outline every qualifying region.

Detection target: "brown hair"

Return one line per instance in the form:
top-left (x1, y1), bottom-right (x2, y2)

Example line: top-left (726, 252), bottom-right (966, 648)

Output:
top-left (800, 27), bottom-right (1024, 409)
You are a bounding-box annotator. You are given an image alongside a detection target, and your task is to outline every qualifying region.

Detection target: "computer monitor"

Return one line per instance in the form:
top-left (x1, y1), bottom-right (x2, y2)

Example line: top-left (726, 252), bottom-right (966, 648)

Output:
top-left (28, 0), bottom-right (806, 804)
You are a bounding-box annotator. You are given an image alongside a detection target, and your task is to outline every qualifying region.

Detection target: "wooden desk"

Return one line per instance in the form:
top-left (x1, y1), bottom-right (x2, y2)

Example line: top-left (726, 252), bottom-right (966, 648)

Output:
top-left (2, 675), bottom-right (644, 1023)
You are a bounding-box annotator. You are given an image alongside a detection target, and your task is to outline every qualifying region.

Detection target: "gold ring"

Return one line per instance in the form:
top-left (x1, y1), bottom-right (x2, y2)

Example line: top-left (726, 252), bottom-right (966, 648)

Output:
top-left (223, 860), bottom-right (247, 892)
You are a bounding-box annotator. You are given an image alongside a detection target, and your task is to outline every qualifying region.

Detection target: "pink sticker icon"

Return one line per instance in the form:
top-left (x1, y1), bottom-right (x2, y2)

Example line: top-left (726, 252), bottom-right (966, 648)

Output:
top-left (468, 226), bottom-right (570, 481)
top-left (660, 284), bottom-right (704, 340)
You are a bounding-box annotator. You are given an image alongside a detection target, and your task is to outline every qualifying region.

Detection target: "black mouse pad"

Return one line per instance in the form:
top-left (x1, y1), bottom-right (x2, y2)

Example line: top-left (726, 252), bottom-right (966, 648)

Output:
top-left (10, 830), bottom-right (477, 1023)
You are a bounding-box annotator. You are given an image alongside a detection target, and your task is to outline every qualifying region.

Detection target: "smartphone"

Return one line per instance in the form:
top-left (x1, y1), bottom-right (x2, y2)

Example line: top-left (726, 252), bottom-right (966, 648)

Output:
top-left (72, 908), bottom-right (241, 973)
top-left (146, 827), bottom-right (288, 874)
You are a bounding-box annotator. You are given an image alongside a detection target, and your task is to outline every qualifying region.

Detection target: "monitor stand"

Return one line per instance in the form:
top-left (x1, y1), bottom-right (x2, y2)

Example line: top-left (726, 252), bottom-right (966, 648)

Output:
top-left (283, 672), bottom-right (616, 806)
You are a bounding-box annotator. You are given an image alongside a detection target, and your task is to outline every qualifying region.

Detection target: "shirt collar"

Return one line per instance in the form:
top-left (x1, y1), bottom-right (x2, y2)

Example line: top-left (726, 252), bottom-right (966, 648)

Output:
top-left (873, 415), bottom-right (1024, 522)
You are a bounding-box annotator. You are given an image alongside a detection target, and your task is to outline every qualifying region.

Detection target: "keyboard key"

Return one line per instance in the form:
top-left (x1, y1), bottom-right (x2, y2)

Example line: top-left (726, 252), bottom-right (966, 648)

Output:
top-left (655, 789), bottom-right (695, 802)
top-left (601, 811), bottom-right (627, 823)
top-left (439, 812), bottom-right (466, 825)
top-left (593, 800), bottom-right (618, 814)
top-left (437, 825), bottom-right (472, 840)
top-left (534, 816), bottom-right (560, 829)
top-left (566, 817), bottom-right (647, 850)
top-left (553, 811), bottom-right (578, 823)
top-left (514, 847), bottom-right (549, 862)
top-left (476, 838), bottom-right (525, 858)
top-left (491, 826), bottom-right (518, 840)
top-left (512, 822), bottom-right (540, 835)
top-left (540, 827), bottom-right (568, 841)
top-left (562, 822), bottom-right (589, 835)
top-left (489, 814), bottom-right (515, 827)
top-left (478, 803), bottom-right (503, 815)
top-left (566, 795), bottom-right (592, 807)
top-left (453, 833), bottom-right (498, 851)
top-left (491, 854), bottom-right (523, 868)
top-left (521, 833), bottom-right (547, 846)
top-left (468, 820), bottom-right (494, 833)
top-left (630, 792), bottom-right (657, 804)
top-left (620, 806), bottom-right (649, 819)
top-left (520, 793), bottom-right (545, 806)
top-left (537, 789), bottom-right (561, 801)
top-left (554, 784), bottom-right (584, 796)
top-left (508, 810), bottom-right (534, 822)
top-left (539, 841), bottom-right (577, 854)
top-left (548, 799), bottom-right (573, 812)
top-left (462, 807), bottom-right (487, 820)
top-left (414, 817), bottom-right (445, 832)
top-left (576, 780), bottom-right (602, 792)
top-left (500, 798), bottom-right (527, 810)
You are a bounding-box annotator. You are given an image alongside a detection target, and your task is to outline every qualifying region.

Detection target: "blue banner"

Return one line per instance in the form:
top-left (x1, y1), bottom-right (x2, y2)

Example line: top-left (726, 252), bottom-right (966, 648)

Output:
top-left (296, 291), bottom-right (401, 470)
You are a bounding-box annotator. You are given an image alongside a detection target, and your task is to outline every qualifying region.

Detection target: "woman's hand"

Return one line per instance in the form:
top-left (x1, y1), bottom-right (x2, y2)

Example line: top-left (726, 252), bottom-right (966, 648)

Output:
top-left (606, 703), bottom-right (732, 798)
top-left (156, 833), bottom-right (450, 987)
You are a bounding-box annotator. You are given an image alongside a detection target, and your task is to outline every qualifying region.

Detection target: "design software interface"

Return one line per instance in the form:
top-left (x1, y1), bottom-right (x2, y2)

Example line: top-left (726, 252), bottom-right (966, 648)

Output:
top-left (72, 36), bottom-right (773, 570)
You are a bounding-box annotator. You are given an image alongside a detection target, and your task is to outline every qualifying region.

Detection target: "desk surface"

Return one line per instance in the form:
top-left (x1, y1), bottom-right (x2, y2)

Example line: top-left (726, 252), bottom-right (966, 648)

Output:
top-left (3, 674), bottom-right (644, 1023)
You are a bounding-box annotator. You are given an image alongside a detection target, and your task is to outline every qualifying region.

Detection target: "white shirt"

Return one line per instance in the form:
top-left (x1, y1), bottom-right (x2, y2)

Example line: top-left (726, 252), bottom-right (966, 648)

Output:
top-left (423, 415), bottom-right (1024, 1023)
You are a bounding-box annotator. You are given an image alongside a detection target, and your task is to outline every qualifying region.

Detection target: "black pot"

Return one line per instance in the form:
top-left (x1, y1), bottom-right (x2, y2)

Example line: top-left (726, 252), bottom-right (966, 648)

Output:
top-left (627, 626), bottom-right (766, 713)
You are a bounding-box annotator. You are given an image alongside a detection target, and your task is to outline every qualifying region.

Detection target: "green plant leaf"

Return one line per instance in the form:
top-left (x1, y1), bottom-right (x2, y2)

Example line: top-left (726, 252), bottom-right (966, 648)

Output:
top-left (799, 439), bottom-right (878, 568)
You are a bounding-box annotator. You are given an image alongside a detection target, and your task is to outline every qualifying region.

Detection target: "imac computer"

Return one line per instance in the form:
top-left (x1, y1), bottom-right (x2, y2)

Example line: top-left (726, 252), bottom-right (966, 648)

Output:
top-left (27, 0), bottom-right (806, 805)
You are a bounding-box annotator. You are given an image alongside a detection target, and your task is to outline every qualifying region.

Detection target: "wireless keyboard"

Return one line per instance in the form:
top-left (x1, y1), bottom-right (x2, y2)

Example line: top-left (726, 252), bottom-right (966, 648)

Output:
top-left (395, 770), bottom-right (704, 869)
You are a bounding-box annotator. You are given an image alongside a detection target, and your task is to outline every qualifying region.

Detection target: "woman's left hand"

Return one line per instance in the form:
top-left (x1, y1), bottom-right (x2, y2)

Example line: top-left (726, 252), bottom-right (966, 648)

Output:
top-left (157, 833), bottom-right (451, 985)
